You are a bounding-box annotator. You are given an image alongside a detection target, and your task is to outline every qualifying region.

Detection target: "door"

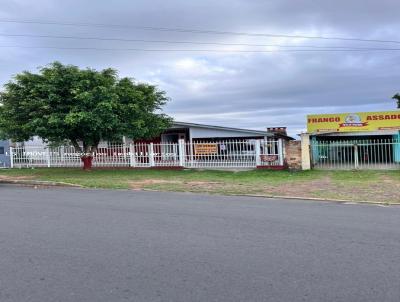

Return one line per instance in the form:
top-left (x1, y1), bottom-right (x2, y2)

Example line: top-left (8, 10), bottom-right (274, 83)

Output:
top-left (161, 133), bottom-right (186, 143)
top-left (160, 133), bottom-right (185, 164)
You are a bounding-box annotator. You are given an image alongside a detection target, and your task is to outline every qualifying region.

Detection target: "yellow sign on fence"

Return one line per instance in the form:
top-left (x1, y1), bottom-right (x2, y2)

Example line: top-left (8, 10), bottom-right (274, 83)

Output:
top-left (307, 110), bottom-right (400, 133)
top-left (194, 143), bottom-right (218, 155)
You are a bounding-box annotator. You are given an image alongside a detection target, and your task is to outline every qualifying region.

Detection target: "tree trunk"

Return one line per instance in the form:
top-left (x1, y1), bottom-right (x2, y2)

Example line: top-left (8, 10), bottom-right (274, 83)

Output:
top-left (72, 139), bottom-right (99, 170)
top-left (81, 155), bottom-right (93, 170)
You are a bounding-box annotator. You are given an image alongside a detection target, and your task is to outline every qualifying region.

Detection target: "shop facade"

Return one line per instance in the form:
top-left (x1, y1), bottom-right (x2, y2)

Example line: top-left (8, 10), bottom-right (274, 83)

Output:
top-left (303, 110), bottom-right (400, 170)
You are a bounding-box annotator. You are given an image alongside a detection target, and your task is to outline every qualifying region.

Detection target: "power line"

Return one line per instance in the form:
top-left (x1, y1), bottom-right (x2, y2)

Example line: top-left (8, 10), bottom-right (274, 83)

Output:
top-left (1, 19), bottom-right (400, 44)
top-left (2, 33), bottom-right (399, 50)
top-left (1, 45), bottom-right (400, 53)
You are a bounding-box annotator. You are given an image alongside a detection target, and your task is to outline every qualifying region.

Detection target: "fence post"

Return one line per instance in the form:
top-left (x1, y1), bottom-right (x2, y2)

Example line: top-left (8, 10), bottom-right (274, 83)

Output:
top-left (129, 143), bottom-right (136, 168)
top-left (178, 139), bottom-right (185, 167)
top-left (148, 143), bottom-right (155, 167)
top-left (9, 146), bottom-right (14, 168)
top-left (189, 139), bottom-right (194, 165)
top-left (255, 140), bottom-right (261, 166)
top-left (60, 146), bottom-right (65, 164)
top-left (46, 148), bottom-right (51, 168)
top-left (122, 143), bottom-right (127, 167)
top-left (278, 139), bottom-right (284, 166)
top-left (354, 144), bottom-right (359, 169)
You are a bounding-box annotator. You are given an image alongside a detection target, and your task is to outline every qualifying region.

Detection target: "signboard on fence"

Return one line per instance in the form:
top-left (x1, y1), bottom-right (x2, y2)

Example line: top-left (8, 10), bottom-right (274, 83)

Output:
top-left (307, 110), bottom-right (400, 133)
top-left (260, 155), bottom-right (278, 162)
top-left (194, 143), bottom-right (218, 155)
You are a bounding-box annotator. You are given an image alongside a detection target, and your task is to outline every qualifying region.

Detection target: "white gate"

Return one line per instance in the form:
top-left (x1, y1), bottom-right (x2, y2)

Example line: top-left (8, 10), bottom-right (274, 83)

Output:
top-left (10, 139), bottom-right (285, 169)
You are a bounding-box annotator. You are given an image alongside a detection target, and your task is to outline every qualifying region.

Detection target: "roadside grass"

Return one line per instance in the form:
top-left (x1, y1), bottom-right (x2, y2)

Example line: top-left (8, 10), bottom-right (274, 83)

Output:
top-left (0, 168), bottom-right (399, 202)
top-left (0, 168), bottom-right (322, 189)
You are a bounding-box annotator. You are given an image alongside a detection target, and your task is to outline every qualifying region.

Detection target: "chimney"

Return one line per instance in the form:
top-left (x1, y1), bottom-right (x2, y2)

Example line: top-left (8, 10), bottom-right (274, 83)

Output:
top-left (266, 127), bottom-right (287, 136)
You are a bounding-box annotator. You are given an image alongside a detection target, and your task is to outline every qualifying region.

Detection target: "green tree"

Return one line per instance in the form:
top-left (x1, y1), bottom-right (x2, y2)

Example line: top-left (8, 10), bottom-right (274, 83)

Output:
top-left (393, 93), bottom-right (400, 109)
top-left (0, 62), bottom-right (172, 169)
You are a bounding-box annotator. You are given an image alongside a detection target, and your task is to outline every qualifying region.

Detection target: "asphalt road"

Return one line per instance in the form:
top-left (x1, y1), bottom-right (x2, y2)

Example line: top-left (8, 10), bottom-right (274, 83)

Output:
top-left (1, 185), bottom-right (399, 302)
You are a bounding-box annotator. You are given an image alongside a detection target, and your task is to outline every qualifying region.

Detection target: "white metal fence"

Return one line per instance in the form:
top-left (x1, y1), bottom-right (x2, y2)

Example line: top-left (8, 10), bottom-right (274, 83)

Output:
top-left (10, 139), bottom-right (284, 169)
top-left (311, 138), bottom-right (400, 170)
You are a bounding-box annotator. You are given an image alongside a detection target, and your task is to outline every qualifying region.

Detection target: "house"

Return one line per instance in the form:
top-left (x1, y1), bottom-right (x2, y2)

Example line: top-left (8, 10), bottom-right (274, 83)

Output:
top-left (127, 121), bottom-right (293, 144)
top-left (1, 121), bottom-right (294, 168)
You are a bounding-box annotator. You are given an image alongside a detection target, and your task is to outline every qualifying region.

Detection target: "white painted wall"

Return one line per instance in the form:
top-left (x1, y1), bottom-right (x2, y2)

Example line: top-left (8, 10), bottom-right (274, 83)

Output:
top-left (189, 127), bottom-right (265, 139)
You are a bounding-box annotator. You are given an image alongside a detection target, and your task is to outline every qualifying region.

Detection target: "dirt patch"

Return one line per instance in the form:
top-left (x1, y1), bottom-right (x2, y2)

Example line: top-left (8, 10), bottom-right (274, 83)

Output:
top-left (0, 175), bottom-right (35, 181)
top-left (129, 179), bottom-right (182, 189)
top-left (185, 181), bottom-right (222, 185)
top-left (259, 175), bottom-right (400, 202)
top-left (260, 177), bottom-right (333, 198)
top-left (348, 175), bottom-right (400, 202)
top-left (129, 179), bottom-right (226, 191)
top-left (127, 175), bottom-right (400, 203)
top-left (184, 181), bottom-right (224, 190)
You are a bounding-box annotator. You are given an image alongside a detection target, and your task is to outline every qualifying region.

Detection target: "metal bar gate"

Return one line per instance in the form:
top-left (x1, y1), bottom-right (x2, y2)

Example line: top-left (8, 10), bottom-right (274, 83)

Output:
top-left (311, 138), bottom-right (400, 170)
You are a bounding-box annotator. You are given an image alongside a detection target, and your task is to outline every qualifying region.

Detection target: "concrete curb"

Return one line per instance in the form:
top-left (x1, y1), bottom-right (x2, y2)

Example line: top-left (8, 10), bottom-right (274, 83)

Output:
top-left (1, 179), bottom-right (398, 206)
top-left (234, 193), bottom-right (400, 206)
top-left (0, 179), bottom-right (82, 188)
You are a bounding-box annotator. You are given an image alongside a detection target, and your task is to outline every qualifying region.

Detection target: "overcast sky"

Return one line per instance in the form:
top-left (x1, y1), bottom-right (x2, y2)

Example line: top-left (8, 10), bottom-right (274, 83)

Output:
top-left (0, 0), bottom-right (399, 136)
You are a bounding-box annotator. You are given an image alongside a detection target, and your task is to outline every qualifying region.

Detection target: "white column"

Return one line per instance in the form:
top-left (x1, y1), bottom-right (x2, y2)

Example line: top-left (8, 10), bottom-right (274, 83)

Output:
top-left (188, 128), bottom-right (193, 165)
top-left (129, 143), bottom-right (136, 167)
top-left (189, 137), bottom-right (194, 165)
top-left (9, 146), bottom-right (14, 168)
top-left (60, 146), bottom-right (65, 165)
top-left (354, 144), bottom-right (359, 169)
top-left (122, 139), bottom-right (127, 167)
top-left (300, 133), bottom-right (311, 170)
top-left (278, 139), bottom-right (284, 166)
top-left (148, 143), bottom-right (155, 167)
top-left (255, 140), bottom-right (261, 166)
top-left (46, 148), bottom-right (51, 168)
top-left (178, 139), bottom-right (185, 167)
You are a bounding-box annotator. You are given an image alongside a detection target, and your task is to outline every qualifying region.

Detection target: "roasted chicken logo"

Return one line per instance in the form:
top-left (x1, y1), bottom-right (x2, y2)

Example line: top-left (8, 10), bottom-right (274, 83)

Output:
top-left (340, 114), bottom-right (367, 127)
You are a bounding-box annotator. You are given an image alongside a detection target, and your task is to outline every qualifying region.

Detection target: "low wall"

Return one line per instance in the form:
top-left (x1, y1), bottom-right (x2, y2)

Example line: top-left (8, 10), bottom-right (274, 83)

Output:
top-left (285, 140), bottom-right (302, 170)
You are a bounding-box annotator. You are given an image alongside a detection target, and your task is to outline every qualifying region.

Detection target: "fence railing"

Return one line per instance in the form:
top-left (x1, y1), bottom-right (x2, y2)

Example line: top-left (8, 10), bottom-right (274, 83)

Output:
top-left (311, 138), bottom-right (400, 170)
top-left (10, 139), bottom-right (284, 169)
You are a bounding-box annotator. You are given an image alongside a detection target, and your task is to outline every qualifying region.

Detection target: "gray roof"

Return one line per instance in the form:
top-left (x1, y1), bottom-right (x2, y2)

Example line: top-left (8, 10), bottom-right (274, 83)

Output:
top-left (172, 121), bottom-right (294, 140)
top-left (172, 121), bottom-right (270, 136)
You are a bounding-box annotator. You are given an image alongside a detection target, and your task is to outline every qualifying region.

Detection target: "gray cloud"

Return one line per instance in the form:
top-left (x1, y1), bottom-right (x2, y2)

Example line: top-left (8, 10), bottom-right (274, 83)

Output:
top-left (0, 0), bottom-right (399, 136)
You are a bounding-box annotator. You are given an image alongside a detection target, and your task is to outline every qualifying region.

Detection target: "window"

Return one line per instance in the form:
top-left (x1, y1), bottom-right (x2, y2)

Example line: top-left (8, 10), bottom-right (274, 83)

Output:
top-left (0, 147), bottom-right (4, 154)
